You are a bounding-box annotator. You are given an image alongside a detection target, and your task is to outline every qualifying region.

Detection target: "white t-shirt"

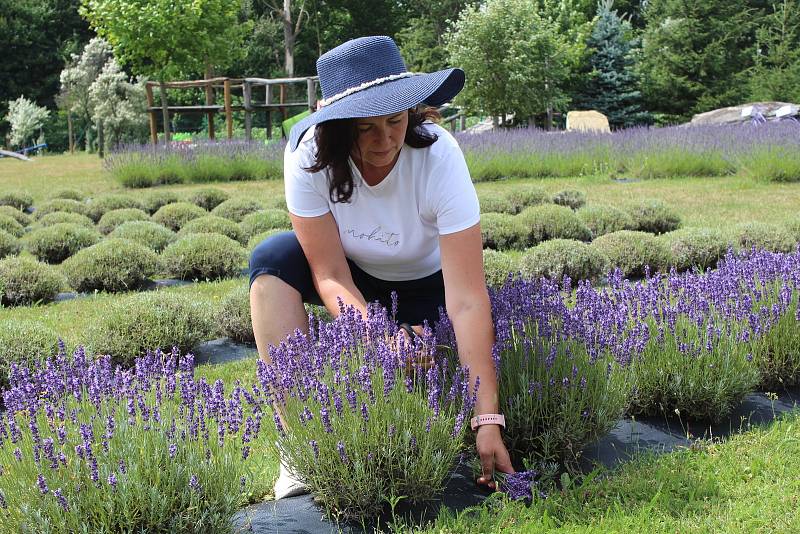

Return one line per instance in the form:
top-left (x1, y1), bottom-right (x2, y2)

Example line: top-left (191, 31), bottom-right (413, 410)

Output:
top-left (284, 122), bottom-right (480, 281)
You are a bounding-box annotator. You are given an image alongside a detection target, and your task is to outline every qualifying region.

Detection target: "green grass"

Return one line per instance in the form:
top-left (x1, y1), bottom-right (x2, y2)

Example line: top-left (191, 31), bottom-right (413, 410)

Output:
top-left (405, 410), bottom-right (800, 533)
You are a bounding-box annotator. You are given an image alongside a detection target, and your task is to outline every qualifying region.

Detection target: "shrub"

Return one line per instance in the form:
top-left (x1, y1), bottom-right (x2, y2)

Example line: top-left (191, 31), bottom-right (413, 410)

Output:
top-left (85, 194), bottom-right (146, 222)
top-left (484, 276), bottom-right (631, 466)
top-left (480, 212), bottom-right (526, 250)
top-left (519, 239), bottom-right (609, 284)
top-left (478, 191), bottom-right (515, 214)
top-left (22, 223), bottom-right (101, 263)
top-left (732, 222), bottom-right (796, 253)
top-left (517, 204), bottom-right (592, 246)
top-left (152, 202), bottom-right (208, 231)
top-left (0, 256), bottom-right (64, 306)
top-left (0, 319), bottom-right (60, 389)
top-left (210, 197), bottom-right (264, 222)
top-left (96, 208), bottom-right (151, 234)
top-left (576, 205), bottom-right (636, 239)
top-left (482, 249), bottom-right (516, 288)
top-left (552, 189), bottom-right (586, 210)
top-left (161, 233), bottom-right (247, 280)
top-left (0, 230), bottom-right (21, 259)
top-left (246, 229), bottom-right (287, 250)
top-left (0, 191), bottom-right (33, 211)
top-left (0, 205), bottom-right (31, 226)
top-left (0, 214), bottom-right (24, 237)
top-left (264, 305), bottom-right (475, 520)
top-left (590, 230), bottom-right (671, 278)
top-left (505, 184), bottom-right (550, 214)
top-left (62, 239), bottom-right (160, 293)
top-left (785, 218), bottom-right (800, 243)
top-left (239, 209), bottom-right (291, 241)
top-left (185, 187), bottom-right (230, 211)
top-left (625, 199), bottom-right (681, 234)
top-left (32, 211), bottom-right (95, 229)
top-left (263, 195), bottom-right (288, 210)
top-left (34, 198), bottom-right (88, 219)
top-left (0, 347), bottom-right (273, 532)
top-left (50, 187), bottom-right (86, 201)
top-left (215, 284), bottom-right (254, 343)
top-left (178, 215), bottom-right (244, 243)
top-left (141, 190), bottom-right (181, 215)
top-left (85, 291), bottom-right (214, 367)
top-left (107, 221), bottom-right (176, 252)
top-left (659, 227), bottom-right (730, 272)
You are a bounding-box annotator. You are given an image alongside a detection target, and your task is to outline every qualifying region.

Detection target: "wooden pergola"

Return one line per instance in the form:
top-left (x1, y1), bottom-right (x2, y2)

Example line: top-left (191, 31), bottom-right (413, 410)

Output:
top-left (144, 76), bottom-right (319, 144)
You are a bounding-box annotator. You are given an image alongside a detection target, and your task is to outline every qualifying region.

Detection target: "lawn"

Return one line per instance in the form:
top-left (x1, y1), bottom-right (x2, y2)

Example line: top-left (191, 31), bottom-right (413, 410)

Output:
top-left (1, 150), bottom-right (799, 532)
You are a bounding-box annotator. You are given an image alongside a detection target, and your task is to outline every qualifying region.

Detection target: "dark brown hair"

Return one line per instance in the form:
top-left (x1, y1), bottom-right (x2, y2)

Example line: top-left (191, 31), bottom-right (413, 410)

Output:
top-left (305, 106), bottom-right (442, 204)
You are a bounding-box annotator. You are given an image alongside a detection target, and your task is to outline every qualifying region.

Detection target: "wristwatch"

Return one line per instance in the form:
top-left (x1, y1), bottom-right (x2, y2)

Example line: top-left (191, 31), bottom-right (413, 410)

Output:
top-left (470, 414), bottom-right (505, 431)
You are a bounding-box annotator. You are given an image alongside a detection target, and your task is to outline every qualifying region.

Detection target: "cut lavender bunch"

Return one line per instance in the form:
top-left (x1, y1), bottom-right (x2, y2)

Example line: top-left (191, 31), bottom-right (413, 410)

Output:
top-left (258, 300), bottom-right (477, 520)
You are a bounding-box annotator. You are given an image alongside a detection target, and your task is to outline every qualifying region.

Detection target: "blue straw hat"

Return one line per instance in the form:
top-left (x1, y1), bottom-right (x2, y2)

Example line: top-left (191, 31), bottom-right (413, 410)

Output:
top-left (288, 36), bottom-right (465, 151)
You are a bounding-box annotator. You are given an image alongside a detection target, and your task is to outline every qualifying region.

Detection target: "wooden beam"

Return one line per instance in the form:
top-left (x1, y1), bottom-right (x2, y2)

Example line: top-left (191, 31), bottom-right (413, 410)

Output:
top-left (224, 79), bottom-right (233, 139)
top-left (243, 80), bottom-right (252, 141)
top-left (307, 78), bottom-right (317, 112)
top-left (205, 79), bottom-right (215, 141)
top-left (245, 76), bottom-right (319, 85)
top-left (266, 84), bottom-right (272, 139)
top-left (145, 84), bottom-right (158, 144)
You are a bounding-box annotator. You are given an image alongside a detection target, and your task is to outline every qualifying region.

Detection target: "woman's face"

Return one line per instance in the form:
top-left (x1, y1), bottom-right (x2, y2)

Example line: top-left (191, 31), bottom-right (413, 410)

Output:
top-left (351, 111), bottom-right (409, 171)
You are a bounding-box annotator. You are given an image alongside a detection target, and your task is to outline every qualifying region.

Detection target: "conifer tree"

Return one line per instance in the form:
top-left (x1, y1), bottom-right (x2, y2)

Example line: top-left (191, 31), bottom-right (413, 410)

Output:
top-left (573, 0), bottom-right (651, 128)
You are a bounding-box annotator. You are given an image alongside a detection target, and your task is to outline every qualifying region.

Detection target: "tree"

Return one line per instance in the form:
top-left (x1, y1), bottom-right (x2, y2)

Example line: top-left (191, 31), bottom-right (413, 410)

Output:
top-left (638, 0), bottom-right (765, 122)
top-left (397, 0), bottom-right (478, 72)
top-left (80, 0), bottom-right (248, 142)
top-left (5, 96), bottom-right (50, 148)
top-left (747, 0), bottom-right (800, 102)
top-left (446, 0), bottom-right (574, 127)
top-left (89, 59), bottom-right (148, 151)
top-left (58, 37), bottom-right (113, 152)
top-left (0, 0), bottom-right (92, 141)
top-left (573, 0), bottom-right (651, 128)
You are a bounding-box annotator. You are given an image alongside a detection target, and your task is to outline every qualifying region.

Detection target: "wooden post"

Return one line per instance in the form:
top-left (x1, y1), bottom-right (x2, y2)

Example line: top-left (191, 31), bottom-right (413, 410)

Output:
top-left (460, 113), bottom-right (466, 132)
top-left (205, 79), bottom-right (215, 141)
top-left (265, 84), bottom-right (272, 139)
top-left (307, 77), bottom-right (317, 112)
top-left (224, 78), bottom-right (233, 139)
top-left (145, 84), bottom-right (158, 144)
top-left (279, 83), bottom-right (287, 120)
top-left (243, 80), bottom-right (252, 141)
top-left (67, 112), bottom-right (74, 154)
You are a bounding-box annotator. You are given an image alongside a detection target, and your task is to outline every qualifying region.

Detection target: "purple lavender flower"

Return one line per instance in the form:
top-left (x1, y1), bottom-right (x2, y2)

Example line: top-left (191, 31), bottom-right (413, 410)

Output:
top-left (53, 488), bottom-right (68, 511)
top-left (108, 473), bottom-right (118, 489)
top-left (168, 443), bottom-right (177, 459)
top-left (13, 448), bottom-right (22, 462)
top-left (309, 439), bottom-right (319, 459)
top-left (37, 473), bottom-right (49, 494)
top-left (336, 441), bottom-right (349, 464)
top-left (189, 474), bottom-right (201, 492)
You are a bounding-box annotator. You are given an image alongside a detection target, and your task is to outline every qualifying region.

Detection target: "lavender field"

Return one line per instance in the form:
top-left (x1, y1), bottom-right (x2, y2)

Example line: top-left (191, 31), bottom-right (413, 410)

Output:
top-left (103, 122), bottom-right (800, 187)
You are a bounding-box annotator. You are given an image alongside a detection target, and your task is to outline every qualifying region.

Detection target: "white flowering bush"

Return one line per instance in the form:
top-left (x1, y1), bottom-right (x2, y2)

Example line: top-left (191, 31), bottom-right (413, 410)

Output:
top-left (4, 96), bottom-right (50, 148)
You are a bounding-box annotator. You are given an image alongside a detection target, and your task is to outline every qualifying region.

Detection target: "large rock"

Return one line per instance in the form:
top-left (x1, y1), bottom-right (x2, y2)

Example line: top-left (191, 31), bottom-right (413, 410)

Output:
top-left (689, 101), bottom-right (798, 125)
top-left (566, 110), bottom-right (611, 133)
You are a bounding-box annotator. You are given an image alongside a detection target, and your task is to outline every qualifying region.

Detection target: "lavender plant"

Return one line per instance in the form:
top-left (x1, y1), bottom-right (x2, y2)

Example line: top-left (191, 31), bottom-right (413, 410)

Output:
top-left (257, 301), bottom-right (477, 520)
top-left (0, 346), bottom-right (274, 533)
top-left (105, 141), bottom-right (284, 188)
top-left (483, 276), bottom-right (635, 467)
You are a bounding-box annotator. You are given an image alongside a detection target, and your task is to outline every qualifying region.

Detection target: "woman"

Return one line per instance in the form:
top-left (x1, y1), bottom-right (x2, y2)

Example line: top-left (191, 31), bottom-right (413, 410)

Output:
top-left (249, 35), bottom-right (513, 500)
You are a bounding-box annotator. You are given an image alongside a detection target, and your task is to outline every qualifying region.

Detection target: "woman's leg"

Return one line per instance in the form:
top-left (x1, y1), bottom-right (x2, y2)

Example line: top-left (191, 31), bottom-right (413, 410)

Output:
top-left (249, 274), bottom-right (309, 364)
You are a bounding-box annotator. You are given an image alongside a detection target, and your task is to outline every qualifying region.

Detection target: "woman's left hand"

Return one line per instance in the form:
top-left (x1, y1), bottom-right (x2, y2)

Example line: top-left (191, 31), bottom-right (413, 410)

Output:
top-left (475, 424), bottom-right (514, 490)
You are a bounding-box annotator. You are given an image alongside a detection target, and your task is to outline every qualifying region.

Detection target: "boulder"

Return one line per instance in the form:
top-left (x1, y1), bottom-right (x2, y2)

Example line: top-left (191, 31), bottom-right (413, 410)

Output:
top-left (689, 101), bottom-right (798, 125)
top-left (566, 110), bottom-right (611, 133)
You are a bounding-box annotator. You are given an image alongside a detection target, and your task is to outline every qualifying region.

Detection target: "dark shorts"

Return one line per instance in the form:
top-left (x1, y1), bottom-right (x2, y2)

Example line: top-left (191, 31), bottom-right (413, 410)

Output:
top-left (249, 231), bottom-right (446, 326)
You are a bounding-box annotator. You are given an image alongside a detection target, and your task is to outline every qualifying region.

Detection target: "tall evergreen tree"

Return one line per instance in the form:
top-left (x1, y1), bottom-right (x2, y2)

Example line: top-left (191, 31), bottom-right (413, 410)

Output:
top-left (573, 0), bottom-right (651, 128)
top-left (638, 0), bottom-right (766, 122)
top-left (747, 0), bottom-right (800, 103)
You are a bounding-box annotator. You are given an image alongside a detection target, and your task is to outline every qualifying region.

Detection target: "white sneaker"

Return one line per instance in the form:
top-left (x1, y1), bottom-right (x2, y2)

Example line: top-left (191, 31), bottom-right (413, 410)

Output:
top-left (274, 453), bottom-right (309, 500)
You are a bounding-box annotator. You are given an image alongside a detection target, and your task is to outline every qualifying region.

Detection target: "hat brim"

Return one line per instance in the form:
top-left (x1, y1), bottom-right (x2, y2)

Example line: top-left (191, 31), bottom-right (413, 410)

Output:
top-left (289, 68), bottom-right (465, 151)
